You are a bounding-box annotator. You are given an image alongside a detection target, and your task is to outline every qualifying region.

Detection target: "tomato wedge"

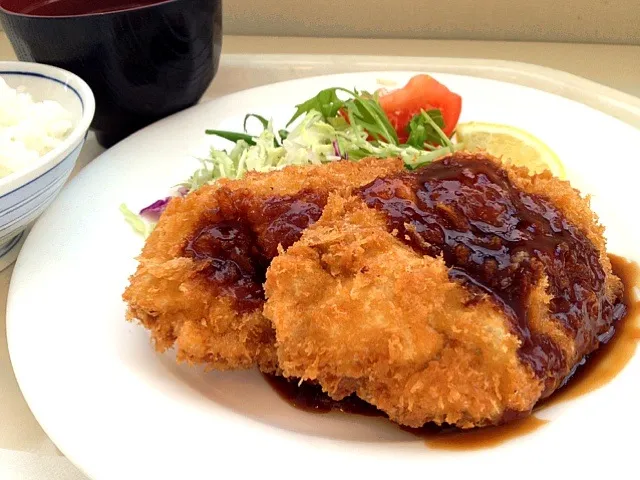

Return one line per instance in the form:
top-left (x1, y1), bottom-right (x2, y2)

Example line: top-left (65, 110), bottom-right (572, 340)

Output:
top-left (378, 75), bottom-right (462, 143)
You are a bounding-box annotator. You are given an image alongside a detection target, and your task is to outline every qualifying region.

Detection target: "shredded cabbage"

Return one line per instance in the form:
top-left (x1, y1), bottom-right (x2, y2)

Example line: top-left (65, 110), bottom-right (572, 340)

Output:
top-left (183, 113), bottom-right (346, 191)
top-left (120, 204), bottom-right (155, 238)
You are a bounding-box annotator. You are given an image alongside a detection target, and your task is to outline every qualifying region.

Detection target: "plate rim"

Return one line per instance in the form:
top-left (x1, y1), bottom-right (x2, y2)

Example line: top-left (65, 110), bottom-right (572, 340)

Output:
top-left (7, 67), bottom-right (640, 480)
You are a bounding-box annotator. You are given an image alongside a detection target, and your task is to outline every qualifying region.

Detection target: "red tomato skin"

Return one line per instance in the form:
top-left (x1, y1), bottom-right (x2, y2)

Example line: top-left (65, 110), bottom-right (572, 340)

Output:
top-left (379, 75), bottom-right (462, 142)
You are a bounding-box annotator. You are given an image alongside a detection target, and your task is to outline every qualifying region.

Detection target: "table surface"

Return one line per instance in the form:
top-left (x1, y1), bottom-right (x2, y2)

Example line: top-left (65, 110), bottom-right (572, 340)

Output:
top-left (1, 33), bottom-right (640, 479)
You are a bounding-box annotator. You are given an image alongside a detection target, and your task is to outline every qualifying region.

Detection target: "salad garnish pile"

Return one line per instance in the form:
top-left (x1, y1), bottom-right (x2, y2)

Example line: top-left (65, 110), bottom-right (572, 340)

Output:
top-left (122, 75), bottom-right (464, 236)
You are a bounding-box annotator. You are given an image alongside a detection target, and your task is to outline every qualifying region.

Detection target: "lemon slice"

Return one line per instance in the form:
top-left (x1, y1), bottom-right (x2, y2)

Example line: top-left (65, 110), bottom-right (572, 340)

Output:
top-left (455, 122), bottom-right (565, 178)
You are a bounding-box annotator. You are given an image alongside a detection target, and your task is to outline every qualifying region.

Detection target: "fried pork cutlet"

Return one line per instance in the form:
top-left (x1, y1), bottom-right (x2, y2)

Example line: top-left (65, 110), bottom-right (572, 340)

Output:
top-left (123, 157), bottom-right (404, 372)
top-left (264, 153), bottom-right (624, 428)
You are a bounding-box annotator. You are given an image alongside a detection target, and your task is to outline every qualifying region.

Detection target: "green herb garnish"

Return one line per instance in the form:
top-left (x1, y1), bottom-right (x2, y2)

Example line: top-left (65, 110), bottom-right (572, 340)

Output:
top-left (243, 113), bottom-right (270, 132)
top-left (286, 87), bottom-right (398, 145)
top-left (341, 89), bottom-right (398, 145)
top-left (287, 88), bottom-right (345, 127)
top-left (405, 109), bottom-right (446, 148)
top-left (205, 129), bottom-right (256, 146)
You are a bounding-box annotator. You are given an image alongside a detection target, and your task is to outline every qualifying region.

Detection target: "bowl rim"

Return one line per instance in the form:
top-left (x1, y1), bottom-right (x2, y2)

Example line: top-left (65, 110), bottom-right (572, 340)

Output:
top-left (0, 60), bottom-right (95, 197)
top-left (0, 0), bottom-right (178, 18)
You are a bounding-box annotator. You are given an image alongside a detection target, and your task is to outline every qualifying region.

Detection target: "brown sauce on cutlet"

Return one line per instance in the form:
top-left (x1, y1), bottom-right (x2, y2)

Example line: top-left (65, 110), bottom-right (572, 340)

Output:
top-left (541, 255), bottom-right (640, 406)
top-left (252, 191), bottom-right (327, 259)
top-left (355, 156), bottom-right (621, 391)
top-left (184, 190), bottom-right (327, 314)
top-left (185, 219), bottom-right (267, 314)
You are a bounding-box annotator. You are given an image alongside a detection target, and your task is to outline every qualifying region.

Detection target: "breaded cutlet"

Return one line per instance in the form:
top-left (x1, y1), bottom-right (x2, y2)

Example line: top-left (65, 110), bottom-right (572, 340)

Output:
top-left (264, 153), bottom-right (624, 428)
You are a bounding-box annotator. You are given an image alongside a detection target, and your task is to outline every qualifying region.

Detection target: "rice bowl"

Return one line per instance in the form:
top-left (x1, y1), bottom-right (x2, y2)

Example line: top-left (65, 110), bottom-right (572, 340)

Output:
top-left (0, 61), bottom-right (94, 270)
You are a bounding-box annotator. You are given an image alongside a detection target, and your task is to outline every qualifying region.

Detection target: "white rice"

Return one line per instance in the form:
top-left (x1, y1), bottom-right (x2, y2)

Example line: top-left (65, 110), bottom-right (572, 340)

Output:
top-left (0, 76), bottom-right (73, 178)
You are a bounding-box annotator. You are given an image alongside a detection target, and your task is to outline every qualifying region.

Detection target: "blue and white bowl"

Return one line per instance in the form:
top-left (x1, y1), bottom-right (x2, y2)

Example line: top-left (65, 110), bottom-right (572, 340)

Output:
top-left (0, 61), bottom-right (95, 270)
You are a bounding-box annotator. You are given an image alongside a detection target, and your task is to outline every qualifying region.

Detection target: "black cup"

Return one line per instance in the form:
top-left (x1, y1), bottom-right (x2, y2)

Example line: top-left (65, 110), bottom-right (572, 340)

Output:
top-left (0, 0), bottom-right (222, 148)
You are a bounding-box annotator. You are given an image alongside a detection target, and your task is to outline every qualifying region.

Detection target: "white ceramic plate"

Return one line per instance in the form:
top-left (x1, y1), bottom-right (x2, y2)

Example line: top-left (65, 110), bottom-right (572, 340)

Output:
top-left (7, 72), bottom-right (640, 480)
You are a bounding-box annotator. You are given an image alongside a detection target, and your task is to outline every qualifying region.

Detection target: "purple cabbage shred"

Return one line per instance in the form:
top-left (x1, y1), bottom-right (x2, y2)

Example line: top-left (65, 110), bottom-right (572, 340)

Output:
top-left (139, 198), bottom-right (171, 222)
top-left (139, 188), bottom-right (189, 222)
top-left (332, 140), bottom-right (347, 160)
